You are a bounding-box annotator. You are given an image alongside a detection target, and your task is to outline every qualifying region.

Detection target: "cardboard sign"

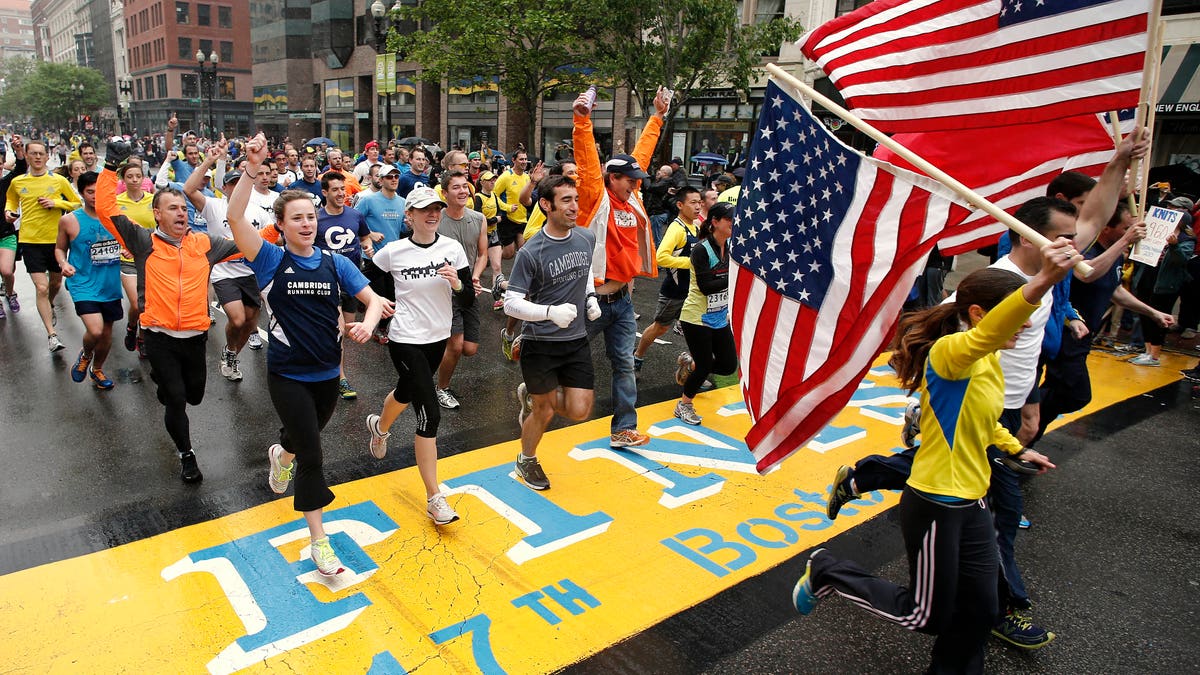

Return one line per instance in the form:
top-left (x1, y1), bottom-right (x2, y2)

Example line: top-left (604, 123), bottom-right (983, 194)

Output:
top-left (1129, 205), bottom-right (1183, 266)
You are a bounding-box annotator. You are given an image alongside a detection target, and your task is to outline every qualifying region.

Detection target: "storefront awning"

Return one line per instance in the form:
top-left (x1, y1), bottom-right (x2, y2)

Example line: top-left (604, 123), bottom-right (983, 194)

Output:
top-left (1157, 42), bottom-right (1200, 114)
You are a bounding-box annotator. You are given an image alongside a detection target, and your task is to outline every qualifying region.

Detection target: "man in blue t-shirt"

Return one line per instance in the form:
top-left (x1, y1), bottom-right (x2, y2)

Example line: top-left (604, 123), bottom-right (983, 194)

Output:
top-left (291, 156), bottom-right (325, 206)
top-left (356, 165), bottom-right (407, 248)
top-left (396, 146), bottom-right (431, 198)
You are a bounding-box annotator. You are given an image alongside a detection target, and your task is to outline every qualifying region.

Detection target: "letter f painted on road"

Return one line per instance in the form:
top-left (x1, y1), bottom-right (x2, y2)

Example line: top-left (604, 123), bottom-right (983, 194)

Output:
top-left (162, 502), bottom-right (399, 675)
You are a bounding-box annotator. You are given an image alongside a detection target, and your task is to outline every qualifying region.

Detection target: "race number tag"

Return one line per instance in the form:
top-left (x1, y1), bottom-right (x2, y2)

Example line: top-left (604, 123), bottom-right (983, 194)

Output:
top-left (706, 289), bottom-right (729, 313)
top-left (90, 239), bottom-right (121, 265)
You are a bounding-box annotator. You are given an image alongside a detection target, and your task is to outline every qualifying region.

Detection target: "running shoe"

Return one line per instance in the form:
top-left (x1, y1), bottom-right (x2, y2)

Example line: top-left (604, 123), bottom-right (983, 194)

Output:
top-left (610, 429), bottom-right (651, 448)
top-left (510, 334), bottom-right (523, 361)
top-left (310, 536), bottom-right (345, 576)
top-left (338, 378), bottom-right (357, 400)
top-left (515, 452), bottom-right (550, 490)
top-left (900, 399), bottom-right (921, 448)
top-left (247, 333), bottom-right (264, 350)
top-left (633, 354), bottom-right (644, 377)
top-left (219, 348), bottom-right (243, 381)
top-left (1129, 353), bottom-right (1160, 367)
top-left (675, 352), bottom-right (694, 387)
top-left (672, 321), bottom-right (684, 336)
top-left (516, 382), bottom-right (533, 427)
top-left (1018, 515), bottom-right (1032, 530)
top-left (124, 324), bottom-right (138, 351)
top-left (426, 492), bottom-right (460, 524)
top-left (1181, 367), bottom-right (1200, 383)
top-left (267, 443), bottom-right (293, 494)
top-left (179, 450), bottom-right (203, 483)
top-left (501, 329), bottom-right (516, 361)
top-left (492, 273), bottom-right (506, 301)
top-left (71, 349), bottom-right (91, 382)
top-left (674, 400), bottom-right (702, 426)
top-left (435, 387), bottom-right (461, 410)
top-left (995, 454), bottom-right (1042, 475)
top-left (7, 293), bottom-right (18, 313)
top-left (699, 377), bottom-right (716, 392)
top-left (992, 609), bottom-right (1055, 649)
top-left (792, 548), bottom-right (825, 615)
top-left (48, 333), bottom-right (65, 353)
top-left (825, 465), bottom-right (857, 521)
top-left (89, 368), bottom-right (114, 390)
top-left (366, 413), bottom-right (390, 459)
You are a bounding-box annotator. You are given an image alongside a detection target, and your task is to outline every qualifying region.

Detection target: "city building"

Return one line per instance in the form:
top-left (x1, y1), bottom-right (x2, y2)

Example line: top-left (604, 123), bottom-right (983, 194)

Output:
top-left (32, 0), bottom-right (93, 66)
top-left (123, 0), bottom-right (253, 137)
top-left (0, 0), bottom-right (36, 61)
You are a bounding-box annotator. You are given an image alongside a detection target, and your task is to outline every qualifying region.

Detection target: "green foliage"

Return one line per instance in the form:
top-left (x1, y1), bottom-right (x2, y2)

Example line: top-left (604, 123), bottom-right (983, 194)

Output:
top-left (0, 59), bottom-right (110, 128)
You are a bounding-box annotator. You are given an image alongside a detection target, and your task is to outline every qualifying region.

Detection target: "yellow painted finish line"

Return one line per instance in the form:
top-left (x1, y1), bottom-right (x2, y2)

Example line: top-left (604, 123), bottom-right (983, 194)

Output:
top-left (0, 351), bottom-right (1186, 674)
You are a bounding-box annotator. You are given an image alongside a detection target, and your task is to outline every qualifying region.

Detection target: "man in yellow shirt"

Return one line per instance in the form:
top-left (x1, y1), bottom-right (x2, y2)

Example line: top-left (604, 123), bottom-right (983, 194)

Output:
top-left (493, 149), bottom-right (531, 257)
top-left (5, 140), bottom-right (81, 351)
top-left (633, 187), bottom-right (702, 371)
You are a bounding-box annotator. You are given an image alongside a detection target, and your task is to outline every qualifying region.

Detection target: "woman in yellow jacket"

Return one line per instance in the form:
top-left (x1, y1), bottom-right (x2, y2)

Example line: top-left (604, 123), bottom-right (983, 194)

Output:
top-left (791, 237), bottom-right (1078, 674)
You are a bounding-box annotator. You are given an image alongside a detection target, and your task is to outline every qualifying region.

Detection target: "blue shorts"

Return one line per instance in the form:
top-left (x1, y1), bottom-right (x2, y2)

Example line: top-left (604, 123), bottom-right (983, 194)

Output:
top-left (74, 299), bottom-right (124, 323)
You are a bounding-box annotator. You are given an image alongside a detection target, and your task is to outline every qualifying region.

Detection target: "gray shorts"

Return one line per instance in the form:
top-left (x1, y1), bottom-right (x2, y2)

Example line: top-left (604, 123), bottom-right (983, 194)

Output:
top-left (213, 275), bottom-right (262, 309)
top-left (652, 295), bottom-right (686, 325)
top-left (451, 295), bottom-right (480, 343)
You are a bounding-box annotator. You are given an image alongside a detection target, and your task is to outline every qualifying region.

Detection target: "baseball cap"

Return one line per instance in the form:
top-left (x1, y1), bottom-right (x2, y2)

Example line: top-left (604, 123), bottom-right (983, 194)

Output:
top-left (1168, 196), bottom-right (1194, 211)
top-left (604, 154), bottom-right (650, 180)
top-left (365, 140), bottom-right (380, 150)
top-left (731, 167), bottom-right (746, 179)
top-left (707, 201), bottom-right (737, 221)
top-left (380, 165), bottom-right (402, 177)
top-left (480, 171), bottom-right (497, 181)
top-left (468, 151), bottom-right (481, 160)
top-left (222, 170), bottom-right (241, 185)
top-left (670, 156), bottom-right (683, 165)
top-left (406, 185), bottom-right (447, 209)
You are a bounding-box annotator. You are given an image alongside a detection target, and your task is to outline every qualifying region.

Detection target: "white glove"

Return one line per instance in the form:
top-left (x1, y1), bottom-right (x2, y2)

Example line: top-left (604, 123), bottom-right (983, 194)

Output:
top-left (547, 303), bottom-right (578, 329)
top-left (586, 295), bottom-right (601, 321)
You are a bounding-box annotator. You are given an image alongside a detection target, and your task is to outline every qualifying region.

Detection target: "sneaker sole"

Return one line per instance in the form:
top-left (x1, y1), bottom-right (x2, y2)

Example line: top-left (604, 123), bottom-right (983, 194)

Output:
top-left (428, 512), bottom-right (461, 525)
top-left (516, 473), bottom-right (550, 491)
top-left (674, 409), bottom-right (702, 426)
top-left (991, 629), bottom-right (1056, 650)
top-left (610, 436), bottom-right (650, 448)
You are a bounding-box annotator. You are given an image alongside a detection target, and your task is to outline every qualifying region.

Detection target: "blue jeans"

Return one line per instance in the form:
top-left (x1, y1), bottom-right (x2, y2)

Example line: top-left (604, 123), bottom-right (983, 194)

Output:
top-left (650, 213), bottom-right (670, 244)
top-left (990, 407), bottom-right (1029, 610)
top-left (586, 292), bottom-right (638, 434)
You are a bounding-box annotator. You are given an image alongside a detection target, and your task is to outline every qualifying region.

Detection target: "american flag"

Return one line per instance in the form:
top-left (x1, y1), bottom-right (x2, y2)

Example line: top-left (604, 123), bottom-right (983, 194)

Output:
top-left (732, 80), bottom-right (971, 473)
top-left (798, 0), bottom-right (1148, 133)
top-left (875, 108), bottom-right (1136, 254)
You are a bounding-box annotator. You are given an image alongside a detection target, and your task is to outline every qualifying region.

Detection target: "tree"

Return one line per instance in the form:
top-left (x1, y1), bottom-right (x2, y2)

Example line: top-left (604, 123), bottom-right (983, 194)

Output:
top-left (392, 0), bottom-right (600, 151)
top-left (0, 59), bottom-right (110, 131)
top-left (591, 0), bottom-right (803, 160)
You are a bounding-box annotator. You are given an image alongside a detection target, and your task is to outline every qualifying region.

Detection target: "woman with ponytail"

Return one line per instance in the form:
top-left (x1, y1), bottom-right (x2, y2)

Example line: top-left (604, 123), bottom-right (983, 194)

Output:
top-left (790, 237), bottom-right (1079, 674)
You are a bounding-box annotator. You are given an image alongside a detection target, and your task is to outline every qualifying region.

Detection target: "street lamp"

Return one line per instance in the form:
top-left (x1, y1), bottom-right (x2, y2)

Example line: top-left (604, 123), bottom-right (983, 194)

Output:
top-left (118, 76), bottom-right (134, 137)
top-left (69, 83), bottom-right (84, 134)
top-left (195, 49), bottom-right (219, 140)
top-left (371, 0), bottom-right (403, 142)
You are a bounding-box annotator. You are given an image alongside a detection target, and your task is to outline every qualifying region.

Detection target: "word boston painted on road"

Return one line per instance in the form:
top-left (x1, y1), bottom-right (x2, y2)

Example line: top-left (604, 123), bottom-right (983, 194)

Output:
top-left (0, 353), bottom-right (1181, 673)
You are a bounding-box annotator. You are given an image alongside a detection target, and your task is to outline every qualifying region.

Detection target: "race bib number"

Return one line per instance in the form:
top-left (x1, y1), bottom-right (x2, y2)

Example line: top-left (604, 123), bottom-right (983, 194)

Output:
top-left (90, 239), bottom-right (121, 265)
top-left (706, 289), bottom-right (728, 313)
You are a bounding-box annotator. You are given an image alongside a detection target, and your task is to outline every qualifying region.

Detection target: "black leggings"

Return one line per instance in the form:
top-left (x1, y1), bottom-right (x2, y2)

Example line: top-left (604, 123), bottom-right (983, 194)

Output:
top-left (680, 321), bottom-right (737, 398)
top-left (143, 330), bottom-right (207, 453)
top-left (1141, 293), bottom-right (1177, 347)
top-left (268, 373), bottom-right (339, 512)
top-left (387, 339), bottom-right (447, 438)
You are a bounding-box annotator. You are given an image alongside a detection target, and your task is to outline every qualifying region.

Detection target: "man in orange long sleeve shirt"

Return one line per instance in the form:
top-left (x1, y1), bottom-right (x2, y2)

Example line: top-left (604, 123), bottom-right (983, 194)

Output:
top-left (570, 87), bottom-right (670, 447)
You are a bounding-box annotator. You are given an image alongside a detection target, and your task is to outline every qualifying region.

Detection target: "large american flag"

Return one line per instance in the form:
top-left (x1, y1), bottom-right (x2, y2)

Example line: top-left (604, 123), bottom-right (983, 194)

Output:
top-left (732, 80), bottom-right (971, 473)
top-left (875, 108), bottom-right (1136, 254)
top-left (798, 0), bottom-right (1148, 133)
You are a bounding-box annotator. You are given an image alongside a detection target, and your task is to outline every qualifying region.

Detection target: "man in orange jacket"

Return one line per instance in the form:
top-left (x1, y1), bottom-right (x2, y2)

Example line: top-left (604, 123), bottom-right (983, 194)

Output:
top-left (570, 86), bottom-right (669, 447)
top-left (96, 138), bottom-right (241, 483)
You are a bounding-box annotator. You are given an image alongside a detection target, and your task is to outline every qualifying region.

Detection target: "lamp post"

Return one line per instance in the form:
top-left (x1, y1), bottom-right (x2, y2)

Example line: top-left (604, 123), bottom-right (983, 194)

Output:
top-left (70, 83), bottom-right (84, 134)
top-left (371, 0), bottom-right (403, 143)
top-left (118, 76), bottom-right (133, 136)
top-left (195, 50), bottom-right (219, 140)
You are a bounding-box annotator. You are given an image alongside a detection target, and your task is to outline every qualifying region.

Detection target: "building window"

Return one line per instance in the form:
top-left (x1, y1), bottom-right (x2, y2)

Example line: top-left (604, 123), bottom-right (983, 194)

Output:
top-left (176, 2), bottom-right (189, 24)
top-left (181, 73), bottom-right (199, 98)
top-left (219, 41), bottom-right (232, 63)
top-left (197, 4), bottom-right (210, 26)
top-left (324, 78), bottom-right (354, 109)
top-left (157, 74), bottom-right (168, 99)
top-left (199, 39), bottom-right (212, 58)
top-left (178, 37), bottom-right (191, 59)
top-left (753, 0), bottom-right (784, 22)
top-left (135, 78), bottom-right (142, 100)
top-left (218, 76), bottom-right (235, 100)
top-left (145, 76), bottom-right (154, 98)
top-left (218, 5), bottom-right (231, 28)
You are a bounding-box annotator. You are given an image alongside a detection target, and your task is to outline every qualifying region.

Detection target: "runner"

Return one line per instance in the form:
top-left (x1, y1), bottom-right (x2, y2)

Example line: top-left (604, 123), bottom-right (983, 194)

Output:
top-left (433, 169), bottom-right (487, 410)
top-left (116, 161), bottom-right (156, 356)
top-left (791, 247), bottom-right (1070, 675)
top-left (634, 186), bottom-right (703, 373)
top-left (672, 201), bottom-right (737, 425)
top-left (96, 138), bottom-right (242, 483)
top-left (365, 185), bottom-right (474, 525)
top-left (505, 175), bottom-right (598, 490)
top-left (54, 171), bottom-right (122, 389)
top-left (4, 140), bottom-right (81, 352)
top-left (227, 133), bottom-right (385, 577)
top-left (0, 134), bottom-right (26, 319)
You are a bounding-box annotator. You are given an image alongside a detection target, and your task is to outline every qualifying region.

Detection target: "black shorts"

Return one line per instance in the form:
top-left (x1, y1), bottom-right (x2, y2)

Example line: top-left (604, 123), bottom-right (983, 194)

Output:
top-left (451, 295), bottom-right (480, 343)
top-left (487, 226), bottom-right (501, 248)
top-left (340, 291), bottom-right (361, 314)
top-left (498, 214), bottom-right (524, 246)
top-left (74, 299), bottom-right (124, 322)
top-left (652, 295), bottom-right (686, 325)
top-left (213, 275), bottom-right (262, 308)
top-left (19, 242), bottom-right (60, 274)
top-left (519, 337), bottom-right (594, 395)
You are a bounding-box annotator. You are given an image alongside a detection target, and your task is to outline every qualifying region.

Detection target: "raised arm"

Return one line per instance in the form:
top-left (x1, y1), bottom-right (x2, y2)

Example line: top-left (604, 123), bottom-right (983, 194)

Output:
top-left (184, 142), bottom-right (223, 211)
top-left (226, 133), bottom-right (269, 261)
top-left (1076, 128), bottom-right (1149, 248)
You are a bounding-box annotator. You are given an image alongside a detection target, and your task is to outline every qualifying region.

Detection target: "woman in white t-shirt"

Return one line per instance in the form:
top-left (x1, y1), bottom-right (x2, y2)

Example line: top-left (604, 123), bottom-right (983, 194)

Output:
top-left (366, 185), bottom-right (475, 526)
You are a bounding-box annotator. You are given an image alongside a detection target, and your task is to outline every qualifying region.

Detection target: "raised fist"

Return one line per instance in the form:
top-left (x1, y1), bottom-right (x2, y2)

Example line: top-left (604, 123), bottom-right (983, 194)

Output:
top-left (105, 136), bottom-right (132, 170)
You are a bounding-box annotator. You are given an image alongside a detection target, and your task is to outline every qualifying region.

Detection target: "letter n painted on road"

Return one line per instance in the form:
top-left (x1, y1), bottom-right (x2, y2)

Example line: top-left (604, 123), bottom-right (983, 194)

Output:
top-left (161, 502), bottom-right (398, 675)
top-left (442, 463), bottom-right (613, 564)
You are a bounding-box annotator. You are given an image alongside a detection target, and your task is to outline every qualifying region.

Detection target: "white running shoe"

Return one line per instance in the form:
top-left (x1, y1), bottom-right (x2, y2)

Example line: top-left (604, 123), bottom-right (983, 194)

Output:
top-left (247, 333), bottom-right (264, 350)
top-left (435, 386), bottom-right (461, 410)
top-left (220, 348), bottom-right (243, 381)
top-left (426, 492), bottom-right (460, 525)
top-left (366, 413), bottom-right (390, 459)
top-left (310, 536), bottom-right (344, 576)
top-left (268, 444), bottom-right (293, 494)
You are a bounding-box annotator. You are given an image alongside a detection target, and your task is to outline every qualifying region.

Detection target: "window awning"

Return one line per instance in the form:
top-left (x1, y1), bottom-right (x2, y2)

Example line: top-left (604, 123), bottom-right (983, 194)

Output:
top-left (1157, 42), bottom-right (1200, 114)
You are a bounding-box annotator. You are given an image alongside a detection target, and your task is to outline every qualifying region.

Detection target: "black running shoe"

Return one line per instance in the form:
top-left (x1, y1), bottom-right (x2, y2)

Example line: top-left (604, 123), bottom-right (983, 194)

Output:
top-left (179, 450), bottom-right (203, 483)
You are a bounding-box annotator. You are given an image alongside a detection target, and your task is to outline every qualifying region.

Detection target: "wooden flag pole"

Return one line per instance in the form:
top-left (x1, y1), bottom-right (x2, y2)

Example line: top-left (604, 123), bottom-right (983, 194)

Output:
top-left (764, 63), bottom-right (1094, 277)
top-left (1136, 19), bottom-right (1166, 221)
top-left (1131, 0), bottom-right (1164, 220)
top-left (1108, 110), bottom-right (1140, 216)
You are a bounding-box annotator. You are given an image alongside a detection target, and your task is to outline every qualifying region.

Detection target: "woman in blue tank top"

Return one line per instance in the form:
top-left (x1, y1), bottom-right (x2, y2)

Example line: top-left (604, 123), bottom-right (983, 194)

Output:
top-left (227, 134), bottom-right (388, 578)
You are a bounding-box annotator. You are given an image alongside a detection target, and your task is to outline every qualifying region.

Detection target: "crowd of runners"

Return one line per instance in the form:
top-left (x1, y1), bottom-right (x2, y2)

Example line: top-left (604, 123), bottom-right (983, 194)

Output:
top-left (2, 85), bottom-right (1198, 670)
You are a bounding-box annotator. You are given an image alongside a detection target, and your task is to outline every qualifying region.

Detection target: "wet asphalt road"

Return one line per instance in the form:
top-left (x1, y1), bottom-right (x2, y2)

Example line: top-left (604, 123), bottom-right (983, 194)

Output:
top-left (3, 262), bottom-right (1199, 673)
